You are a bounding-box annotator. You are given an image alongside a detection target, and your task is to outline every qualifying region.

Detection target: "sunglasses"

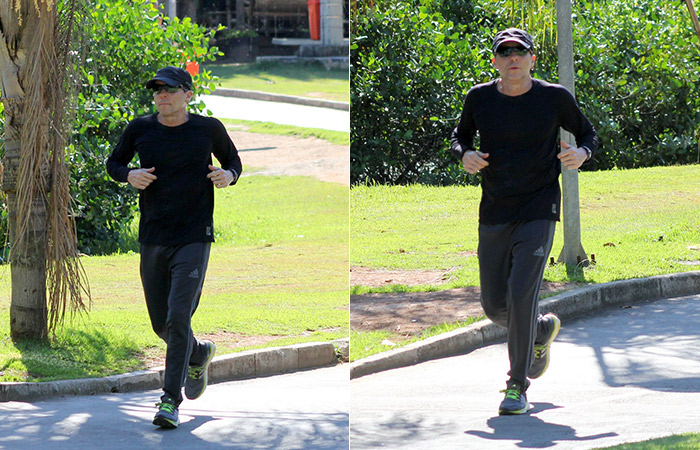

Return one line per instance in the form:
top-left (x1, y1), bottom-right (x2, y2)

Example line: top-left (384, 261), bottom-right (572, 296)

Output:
top-left (495, 46), bottom-right (530, 57)
top-left (151, 85), bottom-right (183, 94)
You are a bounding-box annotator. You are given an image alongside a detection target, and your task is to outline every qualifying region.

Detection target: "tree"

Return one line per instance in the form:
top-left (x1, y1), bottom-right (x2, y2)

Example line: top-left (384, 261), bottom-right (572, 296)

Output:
top-left (0, 0), bottom-right (89, 339)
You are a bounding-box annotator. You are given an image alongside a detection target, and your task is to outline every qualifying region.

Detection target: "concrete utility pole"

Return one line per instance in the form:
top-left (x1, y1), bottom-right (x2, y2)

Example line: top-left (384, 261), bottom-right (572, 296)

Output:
top-left (167, 0), bottom-right (177, 19)
top-left (556, 0), bottom-right (588, 266)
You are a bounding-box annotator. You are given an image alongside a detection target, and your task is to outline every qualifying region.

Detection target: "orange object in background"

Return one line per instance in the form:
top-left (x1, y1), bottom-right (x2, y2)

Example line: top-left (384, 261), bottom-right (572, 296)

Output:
top-left (308, 0), bottom-right (320, 40)
top-left (186, 60), bottom-right (199, 76)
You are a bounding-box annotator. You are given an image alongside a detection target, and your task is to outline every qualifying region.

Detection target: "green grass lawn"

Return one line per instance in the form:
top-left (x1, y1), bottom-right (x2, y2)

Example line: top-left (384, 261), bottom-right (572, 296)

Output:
top-left (350, 165), bottom-right (700, 359)
top-left (351, 165), bottom-right (700, 292)
top-left (203, 61), bottom-right (349, 103)
top-left (594, 433), bottom-right (700, 449)
top-left (0, 175), bottom-right (348, 382)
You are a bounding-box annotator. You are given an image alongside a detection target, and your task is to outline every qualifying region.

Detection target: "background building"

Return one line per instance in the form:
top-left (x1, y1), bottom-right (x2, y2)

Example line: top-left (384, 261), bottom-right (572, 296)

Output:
top-left (158, 0), bottom-right (349, 62)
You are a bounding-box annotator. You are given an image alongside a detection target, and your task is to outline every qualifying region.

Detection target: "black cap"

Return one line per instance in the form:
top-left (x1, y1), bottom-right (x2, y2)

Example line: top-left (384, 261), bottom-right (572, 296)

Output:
top-left (492, 28), bottom-right (534, 53)
top-left (145, 66), bottom-right (193, 91)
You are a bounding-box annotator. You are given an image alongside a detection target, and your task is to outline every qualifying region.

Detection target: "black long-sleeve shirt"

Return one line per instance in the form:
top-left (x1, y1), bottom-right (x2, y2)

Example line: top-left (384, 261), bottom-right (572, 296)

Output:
top-left (106, 113), bottom-right (243, 245)
top-left (450, 78), bottom-right (598, 224)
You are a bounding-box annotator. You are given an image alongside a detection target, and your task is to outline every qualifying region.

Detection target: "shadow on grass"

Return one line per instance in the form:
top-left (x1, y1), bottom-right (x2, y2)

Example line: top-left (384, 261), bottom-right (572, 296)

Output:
top-left (4, 328), bottom-right (147, 382)
top-left (562, 261), bottom-right (587, 282)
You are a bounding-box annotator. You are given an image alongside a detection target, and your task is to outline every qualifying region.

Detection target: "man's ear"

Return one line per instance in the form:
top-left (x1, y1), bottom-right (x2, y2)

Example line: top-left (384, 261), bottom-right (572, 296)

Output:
top-left (491, 57), bottom-right (496, 64)
top-left (532, 55), bottom-right (537, 63)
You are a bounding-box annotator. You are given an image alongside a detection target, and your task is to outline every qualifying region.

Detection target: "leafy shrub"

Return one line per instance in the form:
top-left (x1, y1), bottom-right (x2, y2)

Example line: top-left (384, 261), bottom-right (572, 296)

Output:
top-left (351, 0), bottom-right (700, 185)
top-left (572, 0), bottom-right (700, 170)
top-left (351, 0), bottom-right (501, 185)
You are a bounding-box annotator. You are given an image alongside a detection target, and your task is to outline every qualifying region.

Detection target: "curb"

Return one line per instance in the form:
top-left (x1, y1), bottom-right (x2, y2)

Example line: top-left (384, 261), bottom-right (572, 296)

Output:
top-left (349, 271), bottom-right (700, 379)
top-left (211, 88), bottom-right (349, 111)
top-left (0, 338), bottom-right (349, 402)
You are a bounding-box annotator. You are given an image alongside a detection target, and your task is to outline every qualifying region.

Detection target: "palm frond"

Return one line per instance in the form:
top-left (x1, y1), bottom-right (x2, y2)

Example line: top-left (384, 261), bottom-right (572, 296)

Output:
top-left (505, 0), bottom-right (557, 49)
top-left (5, 0), bottom-right (90, 334)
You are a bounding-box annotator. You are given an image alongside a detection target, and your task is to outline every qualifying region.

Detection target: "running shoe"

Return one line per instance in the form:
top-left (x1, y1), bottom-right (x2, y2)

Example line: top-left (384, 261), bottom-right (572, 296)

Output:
top-left (184, 340), bottom-right (216, 400)
top-left (153, 395), bottom-right (179, 429)
top-left (528, 313), bottom-right (561, 379)
top-left (498, 380), bottom-right (531, 415)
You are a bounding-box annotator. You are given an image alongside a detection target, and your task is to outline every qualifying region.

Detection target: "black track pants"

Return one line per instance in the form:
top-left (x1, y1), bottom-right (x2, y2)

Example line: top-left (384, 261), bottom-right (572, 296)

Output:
top-left (477, 220), bottom-right (556, 387)
top-left (140, 242), bottom-right (211, 404)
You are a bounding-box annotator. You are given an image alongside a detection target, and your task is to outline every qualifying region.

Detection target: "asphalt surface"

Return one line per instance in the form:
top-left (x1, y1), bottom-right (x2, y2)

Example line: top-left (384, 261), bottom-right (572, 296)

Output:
top-left (199, 94), bottom-right (350, 132)
top-left (0, 365), bottom-right (349, 450)
top-left (350, 293), bottom-right (700, 450)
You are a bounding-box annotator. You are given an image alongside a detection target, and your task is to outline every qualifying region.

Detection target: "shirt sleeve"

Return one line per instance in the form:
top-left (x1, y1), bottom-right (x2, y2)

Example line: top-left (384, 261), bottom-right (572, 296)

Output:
top-left (557, 86), bottom-right (599, 160)
top-left (450, 87), bottom-right (479, 161)
top-left (211, 118), bottom-right (243, 185)
top-left (106, 120), bottom-right (138, 183)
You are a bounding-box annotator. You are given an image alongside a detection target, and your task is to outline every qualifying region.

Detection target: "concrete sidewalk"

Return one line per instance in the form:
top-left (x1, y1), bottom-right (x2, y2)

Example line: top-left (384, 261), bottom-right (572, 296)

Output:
top-left (199, 94), bottom-right (350, 132)
top-left (0, 338), bottom-right (349, 402)
top-left (212, 88), bottom-right (349, 111)
top-left (351, 293), bottom-right (700, 449)
top-left (351, 271), bottom-right (700, 379)
top-left (0, 364), bottom-right (349, 450)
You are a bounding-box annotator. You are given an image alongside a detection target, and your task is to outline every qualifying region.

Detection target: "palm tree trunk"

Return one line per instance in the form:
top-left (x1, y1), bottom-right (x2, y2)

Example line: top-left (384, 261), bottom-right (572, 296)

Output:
top-left (1, 6), bottom-right (49, 340)
top-left (2, 97), bottom-right (49, 340)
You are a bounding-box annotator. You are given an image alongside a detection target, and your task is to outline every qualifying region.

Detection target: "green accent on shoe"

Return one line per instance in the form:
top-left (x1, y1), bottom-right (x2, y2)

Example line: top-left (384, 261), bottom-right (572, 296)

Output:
top-left (153, 399), bottom-right (179, 429)
top-left (184, 340), bottom-right (216, 400)
top-left (528, 313), bottom-right (561, 379)
top-left (498, 384), bottom-right (531, 415)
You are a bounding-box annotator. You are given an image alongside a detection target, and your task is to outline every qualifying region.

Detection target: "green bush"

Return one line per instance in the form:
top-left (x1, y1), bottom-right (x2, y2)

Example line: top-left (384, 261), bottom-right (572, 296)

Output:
top-left (72, 0), bottom-right (221, 254)
top-left (351, 0), bottom-right (700, 185)
top-left (572, 0), bottom-right (700, 170)
top-left (351, 0), bottom-right (499, 185)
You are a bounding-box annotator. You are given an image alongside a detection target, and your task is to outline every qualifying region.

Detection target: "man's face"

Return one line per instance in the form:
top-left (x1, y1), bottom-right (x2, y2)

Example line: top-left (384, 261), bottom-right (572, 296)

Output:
top-left (152, 82), bottom-right (193, 116)
top-left (492, 42), bottom-right (535, 82)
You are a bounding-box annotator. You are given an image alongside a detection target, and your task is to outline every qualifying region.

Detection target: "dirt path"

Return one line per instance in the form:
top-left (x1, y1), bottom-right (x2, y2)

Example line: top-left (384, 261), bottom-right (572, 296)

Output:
top-left (228, 130), bottom-right (349, 185)
top-left (351, 280), bottom-right (580, 338)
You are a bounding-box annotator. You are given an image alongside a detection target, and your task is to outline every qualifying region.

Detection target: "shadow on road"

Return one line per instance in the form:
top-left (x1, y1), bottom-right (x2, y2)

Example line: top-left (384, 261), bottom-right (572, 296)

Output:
top-left (351, 405), bottom-right (618, 449)
top-left (560, 295), bottom-right (700, 393)
top-left (465, 403), bottom-right (617, 448)
top-left (0, 391), bottom-right (348, 449)
top-left (350, 412), bottom-right (458, 448)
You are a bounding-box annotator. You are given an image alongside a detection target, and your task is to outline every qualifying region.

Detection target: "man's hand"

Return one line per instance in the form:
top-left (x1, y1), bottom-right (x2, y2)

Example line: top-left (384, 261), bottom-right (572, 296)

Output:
top-left (207, 165), bottom-right (234, 188)
top-left (558, 141), bottom-right (588, 170)
top-left (461, 150), bottom-right (489, 174)
top-left (127, 167), bottom-right (157, 190)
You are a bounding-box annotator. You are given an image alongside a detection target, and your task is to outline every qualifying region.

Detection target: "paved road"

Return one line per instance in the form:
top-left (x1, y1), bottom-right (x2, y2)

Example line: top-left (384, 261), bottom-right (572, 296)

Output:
top-left (351, 293), bottom-right (700, 449)
top-left (199, 95), bottom-right (350, 133)
top-left (0, 365), bottom-right (348, 450)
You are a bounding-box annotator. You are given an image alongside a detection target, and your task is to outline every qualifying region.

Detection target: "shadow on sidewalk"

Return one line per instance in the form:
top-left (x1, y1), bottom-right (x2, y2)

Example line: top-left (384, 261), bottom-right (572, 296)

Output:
top-left (560, 294), bottom-right (700, 393)
top-left (465, 403), bottom-right (617, 448)
top-left (0, 388), bottom-right (348, 449)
